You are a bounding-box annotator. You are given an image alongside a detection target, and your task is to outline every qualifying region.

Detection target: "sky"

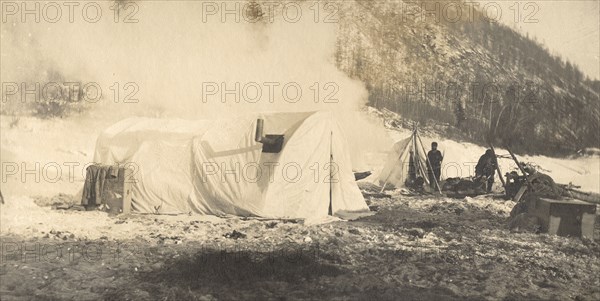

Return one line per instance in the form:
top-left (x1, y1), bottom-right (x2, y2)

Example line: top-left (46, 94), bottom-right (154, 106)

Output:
top-left (478, 0), bottom-right (600, 80)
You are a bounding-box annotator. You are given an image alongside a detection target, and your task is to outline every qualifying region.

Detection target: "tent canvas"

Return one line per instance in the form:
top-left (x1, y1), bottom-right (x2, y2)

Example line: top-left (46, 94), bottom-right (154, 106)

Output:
top-left (93, 111), bottom-right (370, 219)
top-left (377, 127), bottom-right (438, 191)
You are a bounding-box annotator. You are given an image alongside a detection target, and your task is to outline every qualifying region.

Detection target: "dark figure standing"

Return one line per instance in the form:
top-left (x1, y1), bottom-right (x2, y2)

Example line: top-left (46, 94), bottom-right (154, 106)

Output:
top-left (405, 150), bottom-right (425, 191)
top-left (427, 142), bottom-right (443, 190)
top-left (475, 149), bottom-right (497, 192)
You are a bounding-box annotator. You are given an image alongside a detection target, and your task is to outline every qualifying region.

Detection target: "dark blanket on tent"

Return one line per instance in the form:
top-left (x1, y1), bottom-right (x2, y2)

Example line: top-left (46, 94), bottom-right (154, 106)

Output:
top-left (81, 164), bottom-right (119, 206)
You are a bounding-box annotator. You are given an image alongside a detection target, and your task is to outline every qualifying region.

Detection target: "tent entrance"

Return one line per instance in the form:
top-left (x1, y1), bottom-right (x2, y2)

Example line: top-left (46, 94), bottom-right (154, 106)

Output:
top-left (378, 125), bottom-right (442, 193)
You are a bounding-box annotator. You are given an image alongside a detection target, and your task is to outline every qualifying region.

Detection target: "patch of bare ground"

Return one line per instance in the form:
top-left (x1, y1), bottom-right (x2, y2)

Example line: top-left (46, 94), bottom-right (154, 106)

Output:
top-left (1, 193), bottom-right (599, 300)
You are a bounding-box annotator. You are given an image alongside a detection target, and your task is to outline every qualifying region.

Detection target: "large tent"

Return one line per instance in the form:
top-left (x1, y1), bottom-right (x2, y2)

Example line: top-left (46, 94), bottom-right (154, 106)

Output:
top-left (93, 111), bottom-right (370, 219)
top-left (377, 127), bottom-right (440, 191)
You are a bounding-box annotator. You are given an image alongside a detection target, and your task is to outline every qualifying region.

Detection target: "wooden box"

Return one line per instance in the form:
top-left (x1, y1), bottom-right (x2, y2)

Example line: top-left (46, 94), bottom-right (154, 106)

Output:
top-left (530, 198), bottom-right (596, 239)
top-left (102, 167), bottom-right (133, 214)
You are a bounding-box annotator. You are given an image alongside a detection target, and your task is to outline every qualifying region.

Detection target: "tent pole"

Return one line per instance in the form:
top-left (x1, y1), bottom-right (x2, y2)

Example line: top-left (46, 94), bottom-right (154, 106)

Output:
top-left (488, 143), bottom-right (506, 189)
top-left (412, 123), bottom-right (427, 186)
top-left (416, 131), bottom-right (442, 194)
top-left (328, 131), bottom-right (333, 216)
top-left (379, 178), bottom-right (389, 194)
top-left (412, 127), bottom-right (418, 182)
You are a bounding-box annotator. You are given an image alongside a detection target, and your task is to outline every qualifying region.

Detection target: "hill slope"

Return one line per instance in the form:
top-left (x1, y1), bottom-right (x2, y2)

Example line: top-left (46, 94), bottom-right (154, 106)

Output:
top-left (334, 0), bottom-right (599, 155)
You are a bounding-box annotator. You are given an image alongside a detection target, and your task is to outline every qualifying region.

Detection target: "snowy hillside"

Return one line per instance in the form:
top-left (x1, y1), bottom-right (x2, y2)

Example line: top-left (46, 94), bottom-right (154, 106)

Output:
top-left (334, 0), bottom-right (599, 155)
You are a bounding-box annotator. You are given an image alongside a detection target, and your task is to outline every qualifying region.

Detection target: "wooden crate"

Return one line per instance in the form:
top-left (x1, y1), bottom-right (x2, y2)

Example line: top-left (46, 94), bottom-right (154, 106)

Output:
top-left (530, 198), bottom-right (596, 239)
top-left (102, 167), bottom-right (133, 214)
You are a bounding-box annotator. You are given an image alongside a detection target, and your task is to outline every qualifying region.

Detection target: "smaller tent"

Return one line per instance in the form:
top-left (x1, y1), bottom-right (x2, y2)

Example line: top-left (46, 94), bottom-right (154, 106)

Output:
top-left (377, 127), bottom-right (440, 192)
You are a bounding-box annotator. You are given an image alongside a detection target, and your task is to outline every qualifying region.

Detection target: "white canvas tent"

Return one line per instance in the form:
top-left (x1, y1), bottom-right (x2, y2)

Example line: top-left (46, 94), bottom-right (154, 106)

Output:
top-left (377, 127), bottom-right (440, 192)
top-left (93, 111), bottom-right (370, 219)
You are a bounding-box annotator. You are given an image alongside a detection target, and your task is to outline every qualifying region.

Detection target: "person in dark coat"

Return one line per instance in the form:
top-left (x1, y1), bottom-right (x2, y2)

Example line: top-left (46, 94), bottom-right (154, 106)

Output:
top-left (404, 150), bottom-right (425, 191)
top-left (427, 142), bottom-right (443, 190)
top-left (475, 149), bottom-right (497, 192)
